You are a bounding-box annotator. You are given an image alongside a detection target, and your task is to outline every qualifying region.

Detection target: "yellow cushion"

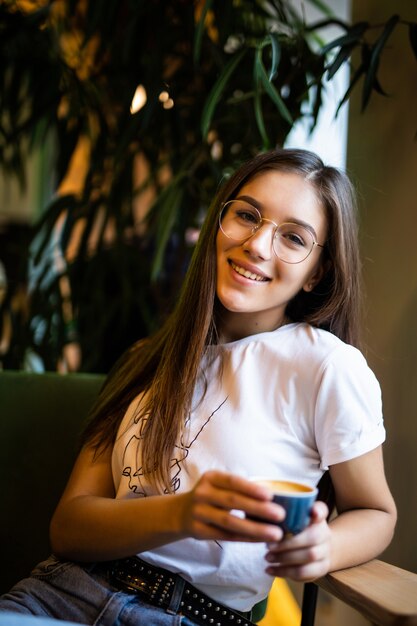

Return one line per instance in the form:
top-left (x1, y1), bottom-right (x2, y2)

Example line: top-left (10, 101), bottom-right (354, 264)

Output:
top-left (257, 579), bottom-right (301, 626)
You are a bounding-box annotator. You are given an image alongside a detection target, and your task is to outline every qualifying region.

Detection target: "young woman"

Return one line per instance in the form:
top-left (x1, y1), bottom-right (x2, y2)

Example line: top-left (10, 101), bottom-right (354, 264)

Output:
top-left (0, 148), bottom-right (396, 626)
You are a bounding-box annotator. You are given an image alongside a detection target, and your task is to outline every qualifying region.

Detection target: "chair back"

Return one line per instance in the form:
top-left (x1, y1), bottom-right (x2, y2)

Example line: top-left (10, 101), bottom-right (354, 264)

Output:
top-left (0, 371), bottom-right (105, 593)
top-left (300, 471), bottom-right (335, 626)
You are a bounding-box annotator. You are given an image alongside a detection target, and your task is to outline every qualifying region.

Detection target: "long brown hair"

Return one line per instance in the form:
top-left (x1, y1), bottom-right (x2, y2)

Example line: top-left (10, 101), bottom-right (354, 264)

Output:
top-left (82, 148), bottom-right (362, 492)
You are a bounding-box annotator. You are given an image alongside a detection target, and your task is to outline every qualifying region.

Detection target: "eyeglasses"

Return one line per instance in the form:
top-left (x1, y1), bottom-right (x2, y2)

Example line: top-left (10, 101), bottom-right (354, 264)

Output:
top-left (219, 199), bottom-right (325, 264)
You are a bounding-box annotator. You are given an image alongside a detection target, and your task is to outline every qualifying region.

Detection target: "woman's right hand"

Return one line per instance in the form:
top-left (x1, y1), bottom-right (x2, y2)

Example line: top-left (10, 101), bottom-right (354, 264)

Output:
top-left (179, 470), bottom-right (285, 543)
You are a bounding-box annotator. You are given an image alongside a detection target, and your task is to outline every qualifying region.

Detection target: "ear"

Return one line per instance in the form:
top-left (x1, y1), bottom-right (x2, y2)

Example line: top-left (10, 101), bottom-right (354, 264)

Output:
top-left (302, 260), bottom-right (330, 293)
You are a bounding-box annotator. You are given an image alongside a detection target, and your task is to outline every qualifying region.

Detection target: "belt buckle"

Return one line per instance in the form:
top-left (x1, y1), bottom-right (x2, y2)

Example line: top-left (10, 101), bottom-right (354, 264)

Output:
top-left (109, 558), bottom-right (254, 626)
top-left (110, 566), bottom-right (149, 597)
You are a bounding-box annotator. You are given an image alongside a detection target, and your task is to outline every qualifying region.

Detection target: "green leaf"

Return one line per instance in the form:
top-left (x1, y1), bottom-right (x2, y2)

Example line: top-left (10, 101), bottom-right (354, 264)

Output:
top-left (194, 0), bottom-right (213, 66)
top-left (321, 21), bottom-right (369, 54)
top-left (201, 49), bottom-right (247, 139)
top-left (252, 53), bottom-right (269, 149)
top-left (408, 23), bottom-right (417, 62)
top-left (362, 14), bottom-right (399, 111)
top-left (335, 61), bottom-right (366, 117)
top-left (310, 80), bottom-right (323, 132)
top-left (372, 76), bottom-right (389, 97)
top-left (253, 88), bottom-right (270, 150)
top-left (372, 14), bottom-right (400, 58)
top-left (255, 49), bottom-right (293, 125)
top-left (326, 43), bottom-right (355, 80)
top-left (306, 18), bottom-right (350, 34)
top-left (148, 161), bottom-right (192, 281)
top-left (151, 184), bottom-right (184, 282)
top-left (268, 31), bottom-right (281, 81)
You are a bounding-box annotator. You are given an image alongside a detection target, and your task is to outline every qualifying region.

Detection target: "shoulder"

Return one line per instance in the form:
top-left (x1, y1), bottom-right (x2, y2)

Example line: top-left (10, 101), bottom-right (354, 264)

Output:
top-left (295, 325), bottom-right (380, 391)
top-left (285, 322), bottom-right (349, 350)
top-left (219, 323), bottom-right (376, 384)
top-left (305, 326), bottom-right (382, 413)
top-left (259, 322), bottom-right (362, 367)
top-left (286, 323), bottom-right (369, 364)
top-left (272, 324), bottom-right (380, 394)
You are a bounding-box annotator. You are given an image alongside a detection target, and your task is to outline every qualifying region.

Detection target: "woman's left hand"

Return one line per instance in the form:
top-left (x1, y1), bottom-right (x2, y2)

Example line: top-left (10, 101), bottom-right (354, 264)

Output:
top-left (264, 500), bottom-right (331, 582)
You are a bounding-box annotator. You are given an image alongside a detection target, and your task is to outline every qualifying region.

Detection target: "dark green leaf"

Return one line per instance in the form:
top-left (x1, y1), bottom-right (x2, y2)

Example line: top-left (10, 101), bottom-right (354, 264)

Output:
top-left (321, 21), bottom-right (369, 54)
top-left (201, 49), bottom-right (247, 139)
top-left (335, 62), bottom-right (366, 117)
top-left (268, 31), bottom-right (281, 81)
top-left (326, 42), bottom-right (355, 80)
top-left (253, 88), bottom-right (270, 150)
top-left (408, 23), bottom-right (417, 62)
top-left (252, 52), bottom-right (269, 149)
top-left (310, 81), bottom-right (323, 132)
top-left (32, 195), bottom-right (79, 265)
top-left (305, 18), bottom-right (350, 33)
top-left (151, 184), bottom-right (184, 281)
top-left (373, 76), bottom-right (389, 97)
top-left (255, 50), bottom-right (293, 125)
top-left (194, 0), bottom-right (213, 66)
top-left (362, 14), bottom-right (399, 111)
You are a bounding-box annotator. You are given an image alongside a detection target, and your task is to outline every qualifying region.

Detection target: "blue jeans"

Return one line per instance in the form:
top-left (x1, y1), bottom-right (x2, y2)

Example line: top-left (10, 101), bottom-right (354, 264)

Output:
top-left (0, 556), bottom-right (196, 625)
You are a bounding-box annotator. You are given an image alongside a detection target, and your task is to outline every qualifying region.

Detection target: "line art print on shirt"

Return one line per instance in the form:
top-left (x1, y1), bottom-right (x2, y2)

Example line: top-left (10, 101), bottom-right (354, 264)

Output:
top-left (121, 396), bottom-right (228, 496)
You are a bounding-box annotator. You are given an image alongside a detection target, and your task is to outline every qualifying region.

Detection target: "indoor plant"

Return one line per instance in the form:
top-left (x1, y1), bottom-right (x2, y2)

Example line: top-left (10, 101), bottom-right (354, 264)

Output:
top-left (0, 0), bottom-right (415, 372)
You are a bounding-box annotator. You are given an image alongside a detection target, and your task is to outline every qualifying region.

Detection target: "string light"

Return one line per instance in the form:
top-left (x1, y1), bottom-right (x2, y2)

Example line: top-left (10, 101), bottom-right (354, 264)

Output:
top-left (131, 87), bottom-right (174, 114)
top-left (159, 90), bottom-right (174, 110)
top-left (158, 91), bottom-right (169, 103)
top-left (130, 85), bottom-right (147, 114)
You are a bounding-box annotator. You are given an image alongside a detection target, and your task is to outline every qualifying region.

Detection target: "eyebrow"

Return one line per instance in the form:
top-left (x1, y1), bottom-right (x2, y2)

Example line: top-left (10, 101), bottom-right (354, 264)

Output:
top-left (236, 194), bottom-right (319, 240)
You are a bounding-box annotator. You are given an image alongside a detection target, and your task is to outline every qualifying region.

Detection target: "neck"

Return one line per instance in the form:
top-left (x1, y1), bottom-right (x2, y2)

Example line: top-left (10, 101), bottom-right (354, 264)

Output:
top-left (216, 304), bottom-right (290, 343)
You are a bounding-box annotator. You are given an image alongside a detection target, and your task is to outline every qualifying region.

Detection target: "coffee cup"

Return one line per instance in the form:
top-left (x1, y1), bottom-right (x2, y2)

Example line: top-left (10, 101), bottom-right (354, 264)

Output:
top-left (250, 478), bottom-right (318, 535)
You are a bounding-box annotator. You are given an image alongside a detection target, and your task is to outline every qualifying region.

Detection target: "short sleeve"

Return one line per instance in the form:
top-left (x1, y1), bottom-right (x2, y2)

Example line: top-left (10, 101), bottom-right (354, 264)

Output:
top-left (314, 345), bottom-right (386, 469)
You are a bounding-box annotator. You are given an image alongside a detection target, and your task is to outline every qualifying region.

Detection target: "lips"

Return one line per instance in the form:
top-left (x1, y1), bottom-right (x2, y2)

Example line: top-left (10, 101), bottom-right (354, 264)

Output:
top-left (229, 260), bottom-right (269, 282)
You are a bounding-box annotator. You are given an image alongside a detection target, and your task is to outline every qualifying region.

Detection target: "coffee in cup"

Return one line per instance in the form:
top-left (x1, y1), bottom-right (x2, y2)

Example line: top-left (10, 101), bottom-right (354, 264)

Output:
top-left (250, 478), bottom-right (318, 535)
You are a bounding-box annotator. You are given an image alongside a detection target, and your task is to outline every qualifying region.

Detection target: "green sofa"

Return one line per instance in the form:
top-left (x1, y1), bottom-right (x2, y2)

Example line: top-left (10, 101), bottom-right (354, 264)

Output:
top-left (0, 371), bottom-right (105, 594)
top-left (0, 370), bottom-right (270, 624)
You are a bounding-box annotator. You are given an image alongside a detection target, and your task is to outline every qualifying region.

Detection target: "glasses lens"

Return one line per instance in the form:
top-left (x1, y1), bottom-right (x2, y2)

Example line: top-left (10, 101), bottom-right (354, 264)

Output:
top-left (273, 223), bottom-right (315, 263)
top-left (219, 200), bottom-right (261, 242)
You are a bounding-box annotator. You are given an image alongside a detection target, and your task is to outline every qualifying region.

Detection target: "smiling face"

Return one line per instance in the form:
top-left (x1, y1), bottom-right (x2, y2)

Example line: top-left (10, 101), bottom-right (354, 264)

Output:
top-left (215, 170), bottom-right (328, 342)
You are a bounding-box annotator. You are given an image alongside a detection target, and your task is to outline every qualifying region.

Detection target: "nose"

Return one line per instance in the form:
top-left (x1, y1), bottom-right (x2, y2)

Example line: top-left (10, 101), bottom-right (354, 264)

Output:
top-left (243, 222), bottom-right (275, 260)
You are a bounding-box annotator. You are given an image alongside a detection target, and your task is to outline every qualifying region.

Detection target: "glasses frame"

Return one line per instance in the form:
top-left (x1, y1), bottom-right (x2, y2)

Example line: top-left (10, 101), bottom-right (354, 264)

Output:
top-left (219, 199), bottom-right (325, 265)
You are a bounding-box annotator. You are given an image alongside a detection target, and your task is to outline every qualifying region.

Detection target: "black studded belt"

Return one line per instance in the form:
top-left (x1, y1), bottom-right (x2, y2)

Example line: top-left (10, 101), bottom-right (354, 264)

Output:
top-left (105, 555), bottom-right (256, 626)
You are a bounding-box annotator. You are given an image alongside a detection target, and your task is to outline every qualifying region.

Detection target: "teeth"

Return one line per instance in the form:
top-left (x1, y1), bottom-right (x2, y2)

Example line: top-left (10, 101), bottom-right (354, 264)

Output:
top-left (230, 261), bottom-right (267, 282)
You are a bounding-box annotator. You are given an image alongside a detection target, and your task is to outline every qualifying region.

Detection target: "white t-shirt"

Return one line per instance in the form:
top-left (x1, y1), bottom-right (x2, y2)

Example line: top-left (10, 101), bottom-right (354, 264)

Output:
top-left (111, 323), bottom-right (385, 611)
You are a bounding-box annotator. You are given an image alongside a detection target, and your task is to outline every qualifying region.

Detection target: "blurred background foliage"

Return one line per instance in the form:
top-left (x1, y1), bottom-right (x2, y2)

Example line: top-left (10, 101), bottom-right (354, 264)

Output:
top-left (0, 0), bottom-right (416, 373)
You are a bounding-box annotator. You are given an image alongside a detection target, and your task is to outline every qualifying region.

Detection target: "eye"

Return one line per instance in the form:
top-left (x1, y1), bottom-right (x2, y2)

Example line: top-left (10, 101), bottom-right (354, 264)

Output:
top-left (235, 209), bottom-right (259, 225)
top-left (282, 232), bottom-right (305, 247)
top-left (278, 224), bottom-right (311, 248)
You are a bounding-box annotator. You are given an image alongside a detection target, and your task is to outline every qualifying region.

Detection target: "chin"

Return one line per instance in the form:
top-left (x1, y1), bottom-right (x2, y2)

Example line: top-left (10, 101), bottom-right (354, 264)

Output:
top-left (216, 290), bottom-right (247, 314)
